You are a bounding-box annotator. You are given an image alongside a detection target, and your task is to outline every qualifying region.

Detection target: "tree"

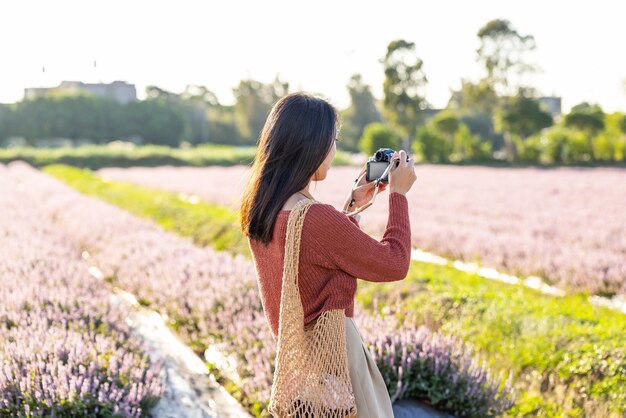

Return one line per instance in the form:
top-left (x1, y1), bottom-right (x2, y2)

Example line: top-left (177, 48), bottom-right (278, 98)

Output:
top-left (126, 99), bottom-right (185, 146)
top-left (177, 85), bottom-right (220, 145)
top-left (448, 78), bottom-right (498, 115)
top-left (0, 104), bottom-right (13, 144)
top-left (414, 110), bottom-right (491, 163)
top-left (381, 39), bottom-right (428, 152)
top-left (591, 112), bottom-right (624, 162)
top-left (145, 86), bottom-right (179, 102)
top-left (564, 102), bottom-right (606, 161)
top-left (564, 102), bottom-right (605, 133)
top-left (179, 85), bottom-right (219, 106)
top-left (359, 122), bottom-right (401, 155)
top-left (206, 104), bottom-right (245, 146)
top-left (453, 123), bottom-right (492, 162)
top-left (144, 84), bottom-right (216, 145)
top-left (414, 127), bottom-right (451, 163)
top-left (494, 91), bottom-right (553, 161)
top-left (497, 93), bottom-right (553, 139)
top-left (476, 19), bottom-right (537, 96)
top-left (233, 75), bottom-right (289, 144)
top-left (537, 126), bottom-right (591, 164)
top-left (447, 78), bottom-right (501, 150)
top-left (431, 110), bottom-right (460, 137)
top-left (13, 94), bottom-right (125, 146)
top-left (340, 74), bottom-right (382, 152)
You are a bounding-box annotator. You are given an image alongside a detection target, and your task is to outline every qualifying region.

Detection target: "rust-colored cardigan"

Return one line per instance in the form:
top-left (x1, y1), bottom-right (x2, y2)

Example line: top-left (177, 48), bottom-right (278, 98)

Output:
top-left (248, 192), bottom-right (411, 340)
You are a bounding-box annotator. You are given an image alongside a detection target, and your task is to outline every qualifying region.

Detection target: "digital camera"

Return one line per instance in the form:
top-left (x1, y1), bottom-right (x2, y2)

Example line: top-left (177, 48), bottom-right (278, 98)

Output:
top-left (366, 148), bottom-right (409, 182)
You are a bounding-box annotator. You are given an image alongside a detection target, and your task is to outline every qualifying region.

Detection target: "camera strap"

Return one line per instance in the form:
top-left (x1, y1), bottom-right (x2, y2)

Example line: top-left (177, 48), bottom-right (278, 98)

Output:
top-left (342, 160), bottom-right (395, 217)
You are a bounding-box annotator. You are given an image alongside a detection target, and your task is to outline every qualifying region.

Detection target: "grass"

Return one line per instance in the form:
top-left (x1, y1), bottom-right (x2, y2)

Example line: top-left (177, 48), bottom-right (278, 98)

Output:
top-left (43, 164), bottom-right (626, 417)
top-left (1, 143), bottom-right (354, 169)
top-left (356, 264), bottom-right (625, 417)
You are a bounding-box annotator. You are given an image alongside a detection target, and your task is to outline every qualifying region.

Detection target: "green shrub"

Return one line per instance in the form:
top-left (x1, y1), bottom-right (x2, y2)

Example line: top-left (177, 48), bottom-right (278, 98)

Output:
top-left (359, 122), bottom-right (402, 155)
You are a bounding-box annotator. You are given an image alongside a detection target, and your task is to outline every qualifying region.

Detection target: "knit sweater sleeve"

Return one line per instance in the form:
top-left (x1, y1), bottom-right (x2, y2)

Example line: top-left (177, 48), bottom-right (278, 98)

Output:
top-left (308, 191), bottom-right (411, 282)
top-left (347, 213), bottom-right (361, 228)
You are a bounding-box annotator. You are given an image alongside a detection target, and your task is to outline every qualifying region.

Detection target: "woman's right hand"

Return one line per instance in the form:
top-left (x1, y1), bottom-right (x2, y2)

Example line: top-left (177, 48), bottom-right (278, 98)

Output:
top-left (388, 150), bottom-right (416, 195)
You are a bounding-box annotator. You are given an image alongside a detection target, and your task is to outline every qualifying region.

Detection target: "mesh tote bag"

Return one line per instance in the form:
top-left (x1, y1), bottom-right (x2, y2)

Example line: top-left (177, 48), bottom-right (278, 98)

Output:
top-left (268, 198), bottom-right (358, 418)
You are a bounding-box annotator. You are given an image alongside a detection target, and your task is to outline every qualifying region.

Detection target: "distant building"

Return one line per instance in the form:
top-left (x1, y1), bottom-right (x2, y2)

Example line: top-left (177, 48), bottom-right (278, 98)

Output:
top-left (537, 96), bottom-right (562, 118)
top-left (24, 80), bottom-right (137, 104)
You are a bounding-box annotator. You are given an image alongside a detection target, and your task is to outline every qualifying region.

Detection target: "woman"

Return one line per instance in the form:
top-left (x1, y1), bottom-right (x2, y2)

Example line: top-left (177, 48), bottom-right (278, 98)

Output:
top-left (240, 91), bottom-right (416, 417)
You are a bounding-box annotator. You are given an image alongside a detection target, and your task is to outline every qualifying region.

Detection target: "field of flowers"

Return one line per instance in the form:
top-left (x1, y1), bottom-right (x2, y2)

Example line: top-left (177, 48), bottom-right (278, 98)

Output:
top-left (41, 162), bottom-right (626, 416)
top-left (0, 165), bottom-right (164, 416)
top-left (3, 160), bottom-right (515, 417)
top-left (98, 164), bottom-right (626, 297)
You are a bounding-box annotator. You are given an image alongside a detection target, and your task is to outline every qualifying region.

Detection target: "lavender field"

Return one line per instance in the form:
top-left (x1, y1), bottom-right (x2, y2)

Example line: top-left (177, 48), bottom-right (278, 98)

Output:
top-left (0, 165), bottom-right (165, 416)
top-left (98, 164), bottom-right (626, 297)
top-left (2, 161), bottom-right (515, 417)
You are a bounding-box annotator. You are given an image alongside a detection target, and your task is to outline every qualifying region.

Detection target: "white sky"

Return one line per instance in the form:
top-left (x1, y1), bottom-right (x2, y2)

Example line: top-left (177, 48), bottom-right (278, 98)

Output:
top-left (1, 0), bottom-right (624, 113)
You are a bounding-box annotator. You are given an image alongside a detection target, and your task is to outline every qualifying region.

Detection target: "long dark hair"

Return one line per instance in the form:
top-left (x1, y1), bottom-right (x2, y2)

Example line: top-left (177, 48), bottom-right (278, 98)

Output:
top-left (240, 91), bottom-right (339, 245)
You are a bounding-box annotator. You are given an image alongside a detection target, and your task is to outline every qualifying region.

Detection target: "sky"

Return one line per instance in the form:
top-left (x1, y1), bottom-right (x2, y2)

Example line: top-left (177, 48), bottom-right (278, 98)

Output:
top-left (1, 0), bottom-right (624, 114)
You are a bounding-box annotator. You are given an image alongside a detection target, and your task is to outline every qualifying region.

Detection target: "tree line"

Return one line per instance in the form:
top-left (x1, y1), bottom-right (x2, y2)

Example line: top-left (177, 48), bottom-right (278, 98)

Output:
top-left (1, 18), bottom-right (624, 165)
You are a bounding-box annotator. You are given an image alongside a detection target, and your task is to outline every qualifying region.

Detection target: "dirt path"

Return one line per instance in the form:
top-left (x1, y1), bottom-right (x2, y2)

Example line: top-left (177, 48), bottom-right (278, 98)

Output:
top-left (97, 266), bottom-right (253, 418)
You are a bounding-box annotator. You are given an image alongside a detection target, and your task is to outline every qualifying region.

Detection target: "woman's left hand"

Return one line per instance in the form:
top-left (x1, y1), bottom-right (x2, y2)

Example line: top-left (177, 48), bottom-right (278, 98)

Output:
top-left (348, 169), bottom-right (387, 209)
top-left (353, 179), bottom-right (387, 207)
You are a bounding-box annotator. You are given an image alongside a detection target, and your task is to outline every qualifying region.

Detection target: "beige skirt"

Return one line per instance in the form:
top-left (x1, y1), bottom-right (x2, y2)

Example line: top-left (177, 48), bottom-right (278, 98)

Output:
top-left (345, 316), bottom-right (395, 418)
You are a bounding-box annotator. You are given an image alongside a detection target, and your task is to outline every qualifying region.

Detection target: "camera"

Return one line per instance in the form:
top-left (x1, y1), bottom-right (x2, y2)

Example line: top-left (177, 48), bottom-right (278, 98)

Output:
top-left (366, 148), bottom-right (409, 182)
